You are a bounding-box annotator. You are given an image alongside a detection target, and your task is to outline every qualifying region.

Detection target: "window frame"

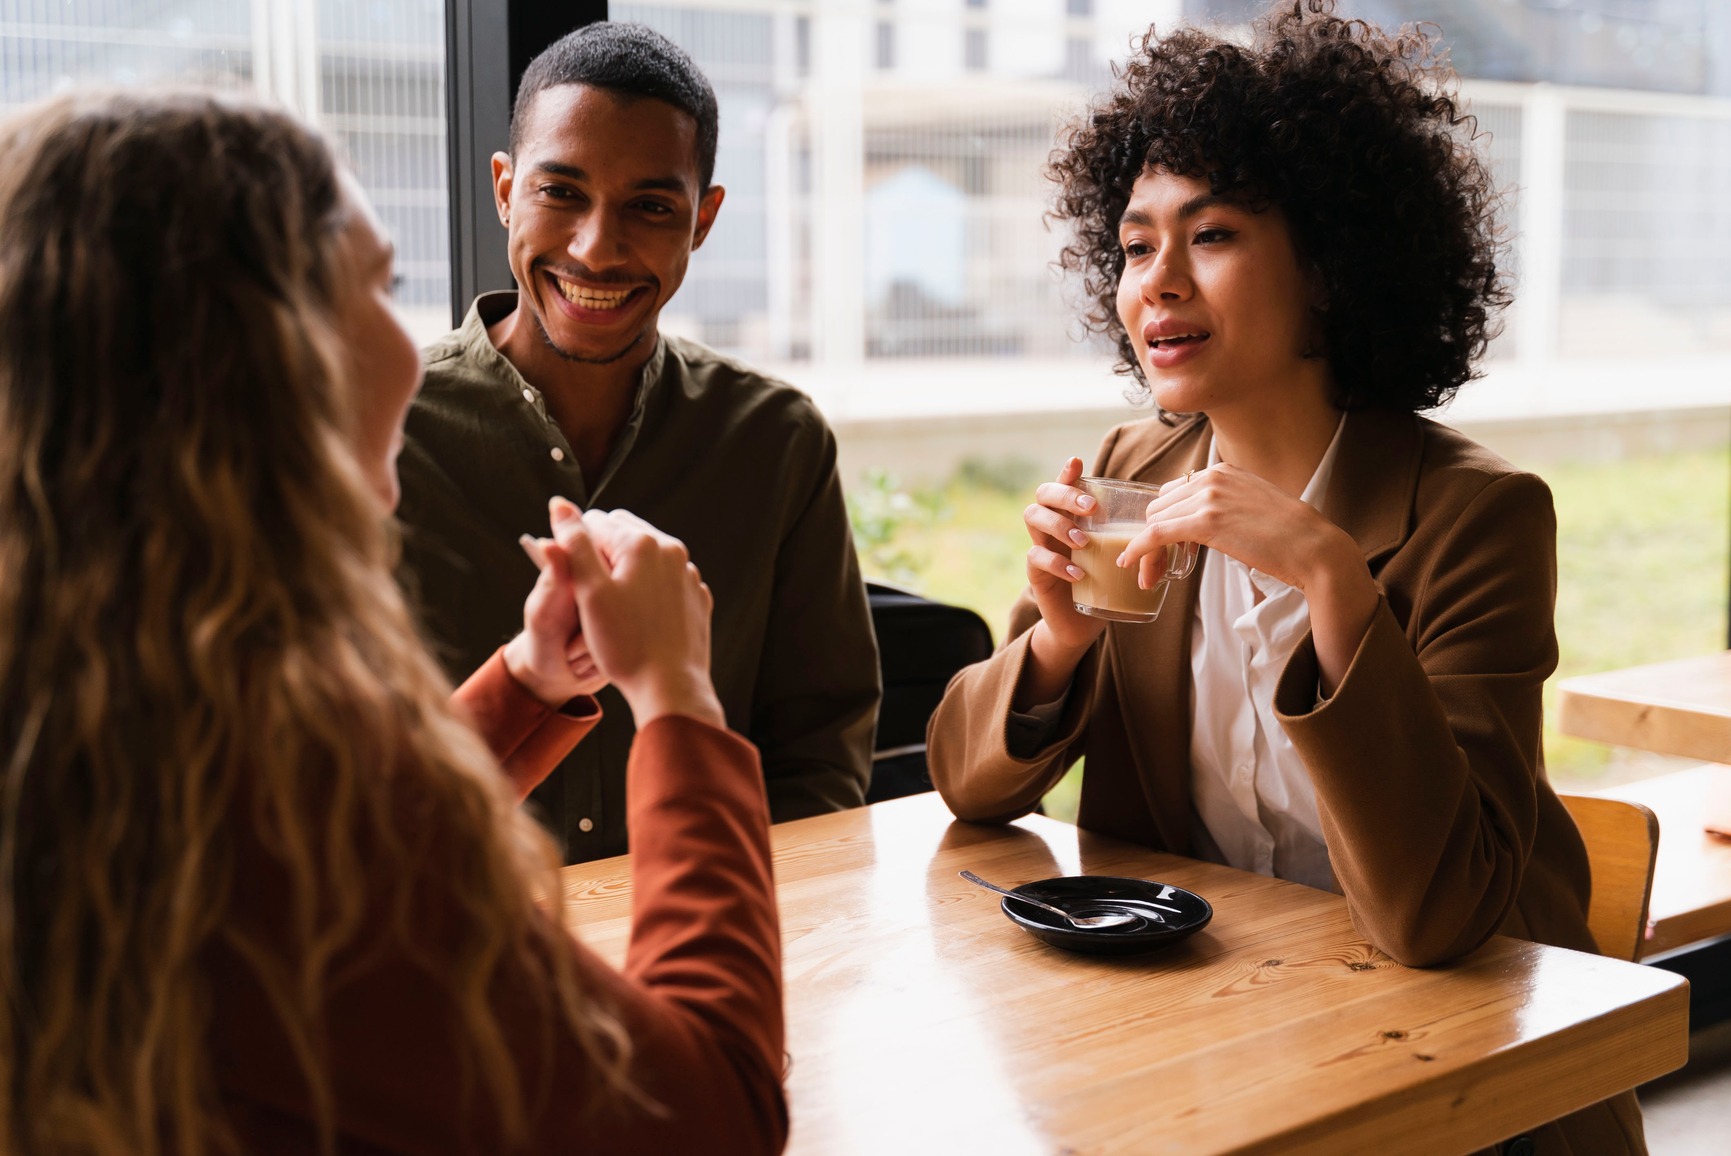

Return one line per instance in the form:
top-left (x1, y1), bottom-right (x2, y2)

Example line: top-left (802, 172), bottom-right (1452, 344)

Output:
top-left (444, 0), bottom-right (609, 326)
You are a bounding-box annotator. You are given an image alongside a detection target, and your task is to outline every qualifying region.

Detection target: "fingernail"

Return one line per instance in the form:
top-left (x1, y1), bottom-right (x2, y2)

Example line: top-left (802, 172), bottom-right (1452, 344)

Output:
top-left (1077, 496), bottom-right (1096, 512)
top-left (1066, 564), bottom-right (1084, 580)
top-left (1068, 528), bottom-right (1088, 546)
top-left (1116, 552), bottom-right (1127, 567)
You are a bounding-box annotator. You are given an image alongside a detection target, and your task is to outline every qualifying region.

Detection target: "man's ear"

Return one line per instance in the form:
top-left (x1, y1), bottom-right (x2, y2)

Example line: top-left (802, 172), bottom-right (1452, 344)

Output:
top-left (691, 185), bottom-right (727, 250)
top-left (491, 151), bottom-right (515, 227)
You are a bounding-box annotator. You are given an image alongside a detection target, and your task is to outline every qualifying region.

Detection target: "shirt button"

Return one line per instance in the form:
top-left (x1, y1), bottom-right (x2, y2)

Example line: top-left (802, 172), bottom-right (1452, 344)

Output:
top-left (521, 388), bottom-right (534, 402)
top-left (550, 446), bottom-right (564, 462)
top-left (578, 817), bottom-right (594, 833)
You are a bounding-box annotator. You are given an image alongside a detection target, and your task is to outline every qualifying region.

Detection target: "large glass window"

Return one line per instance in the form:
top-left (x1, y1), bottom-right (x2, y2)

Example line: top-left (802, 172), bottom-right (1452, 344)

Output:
top-left (613, 1), bottom-right (1167, 396)
top-left (0, 0), bottom-right (450, 343)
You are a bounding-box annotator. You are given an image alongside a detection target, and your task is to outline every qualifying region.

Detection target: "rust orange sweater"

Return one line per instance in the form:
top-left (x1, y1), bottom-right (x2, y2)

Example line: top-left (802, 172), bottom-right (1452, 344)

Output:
top-left (212, 650), bottom-right (787, 1154)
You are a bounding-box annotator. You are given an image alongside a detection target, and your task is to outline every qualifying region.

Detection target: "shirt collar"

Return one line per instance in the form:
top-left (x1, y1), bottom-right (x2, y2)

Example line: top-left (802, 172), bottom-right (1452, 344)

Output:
top-left (456, 291), bottom-right (669, 504)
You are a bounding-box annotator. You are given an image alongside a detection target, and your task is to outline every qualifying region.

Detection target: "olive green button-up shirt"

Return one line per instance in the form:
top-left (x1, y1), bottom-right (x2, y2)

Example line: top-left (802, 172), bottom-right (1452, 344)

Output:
top-left (396, 292), bottom-right (879, 862)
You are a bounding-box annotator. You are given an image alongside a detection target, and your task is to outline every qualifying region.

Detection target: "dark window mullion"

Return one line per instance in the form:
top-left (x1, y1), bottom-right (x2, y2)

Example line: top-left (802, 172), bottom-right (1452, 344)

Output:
top-left (445, 0), bottom-right (608, 327)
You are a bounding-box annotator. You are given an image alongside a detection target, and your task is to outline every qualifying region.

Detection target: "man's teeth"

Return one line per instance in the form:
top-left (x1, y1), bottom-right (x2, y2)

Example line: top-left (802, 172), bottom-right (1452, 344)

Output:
top-left (555, 279), bottom-right (635, 310)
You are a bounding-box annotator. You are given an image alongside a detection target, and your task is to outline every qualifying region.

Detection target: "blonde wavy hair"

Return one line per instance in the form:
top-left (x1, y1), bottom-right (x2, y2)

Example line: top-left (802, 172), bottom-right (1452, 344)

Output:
top-left (0, 90), bottom-right (628, 1155)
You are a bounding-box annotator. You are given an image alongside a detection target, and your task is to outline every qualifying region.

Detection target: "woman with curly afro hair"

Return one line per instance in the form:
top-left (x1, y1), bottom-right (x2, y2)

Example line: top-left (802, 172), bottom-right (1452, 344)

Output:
top-left (928, 5), bottom-right (1645, 1152)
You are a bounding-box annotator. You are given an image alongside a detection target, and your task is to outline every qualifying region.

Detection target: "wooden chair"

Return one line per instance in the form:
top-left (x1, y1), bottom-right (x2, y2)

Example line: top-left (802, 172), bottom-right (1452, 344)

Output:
top-left (1559, 794), bottom-right (1661, 962)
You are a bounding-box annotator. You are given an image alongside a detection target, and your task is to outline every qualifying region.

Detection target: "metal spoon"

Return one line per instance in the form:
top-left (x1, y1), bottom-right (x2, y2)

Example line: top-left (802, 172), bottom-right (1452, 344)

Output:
top-left (959, 871), bottom-right (1140, 929)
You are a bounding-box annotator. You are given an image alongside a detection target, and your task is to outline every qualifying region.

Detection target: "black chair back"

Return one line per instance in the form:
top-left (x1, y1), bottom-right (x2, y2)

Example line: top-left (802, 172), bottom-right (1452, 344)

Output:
top-left (865, 581), bottom-right (994, 803)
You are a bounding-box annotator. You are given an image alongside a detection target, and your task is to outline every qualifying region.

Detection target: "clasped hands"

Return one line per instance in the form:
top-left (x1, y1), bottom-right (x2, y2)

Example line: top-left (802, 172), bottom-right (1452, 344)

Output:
top-left (501, 496), bottom-right (724, 728)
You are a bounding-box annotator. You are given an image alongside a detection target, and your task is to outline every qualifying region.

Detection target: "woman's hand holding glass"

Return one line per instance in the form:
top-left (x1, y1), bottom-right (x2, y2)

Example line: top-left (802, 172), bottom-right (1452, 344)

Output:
top-left (1016, 456), bottom-right (1109, 709)
top-left (1022, 457), bottom-right (1108, 643)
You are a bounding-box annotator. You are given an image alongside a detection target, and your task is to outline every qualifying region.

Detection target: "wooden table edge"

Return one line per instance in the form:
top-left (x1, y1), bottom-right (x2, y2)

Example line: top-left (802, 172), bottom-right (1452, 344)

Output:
top-left (1249, 970), bottom-right (1690, 1156)
top-left (1555, 683), bottom-right (1731, 764)
top-left (1644, 896), bottom-right (1731, 957)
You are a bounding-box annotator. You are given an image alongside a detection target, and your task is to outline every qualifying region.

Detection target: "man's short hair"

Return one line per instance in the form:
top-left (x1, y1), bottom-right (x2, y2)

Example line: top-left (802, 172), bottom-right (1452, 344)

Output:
top-left (511, 22), bottom-right (720, 190)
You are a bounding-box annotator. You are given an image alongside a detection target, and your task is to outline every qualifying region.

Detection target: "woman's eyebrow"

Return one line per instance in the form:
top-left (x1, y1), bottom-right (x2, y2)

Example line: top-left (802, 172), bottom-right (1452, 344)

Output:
top-left (1120, 194), bottom-right (1237, 231)
top-left (1177, 193), bottom-right (1235, 219)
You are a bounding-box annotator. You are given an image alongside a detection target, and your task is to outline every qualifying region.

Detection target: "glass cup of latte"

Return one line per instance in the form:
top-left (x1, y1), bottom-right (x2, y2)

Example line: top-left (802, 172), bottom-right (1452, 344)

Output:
top-left (1070, 477), bottom-right (1199, 624)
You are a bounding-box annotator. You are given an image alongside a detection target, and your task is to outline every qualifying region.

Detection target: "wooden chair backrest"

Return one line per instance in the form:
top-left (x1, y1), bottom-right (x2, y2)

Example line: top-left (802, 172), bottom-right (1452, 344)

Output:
top-left (1559, 794), bottom-right (1660, 962)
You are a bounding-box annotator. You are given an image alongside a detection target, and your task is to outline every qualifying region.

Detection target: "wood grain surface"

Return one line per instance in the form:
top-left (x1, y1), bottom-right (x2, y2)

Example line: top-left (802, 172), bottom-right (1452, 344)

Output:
top-left (560, 793), bottom-right (1688, 1156)
top-left (1557, 651), bottom-right (1731, 763)
top-left (1601, 764), bottom-right (1731, 956)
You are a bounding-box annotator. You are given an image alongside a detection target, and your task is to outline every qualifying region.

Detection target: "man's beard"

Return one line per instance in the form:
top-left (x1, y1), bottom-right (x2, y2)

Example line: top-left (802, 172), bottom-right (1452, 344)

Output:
top-left (531, 308), bottom-right (652, 364)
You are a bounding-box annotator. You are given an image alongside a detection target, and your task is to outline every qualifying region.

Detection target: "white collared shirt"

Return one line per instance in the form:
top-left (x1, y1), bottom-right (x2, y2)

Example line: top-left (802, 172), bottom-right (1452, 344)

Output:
top-left (1186, 420), bottom-right (1345, 892)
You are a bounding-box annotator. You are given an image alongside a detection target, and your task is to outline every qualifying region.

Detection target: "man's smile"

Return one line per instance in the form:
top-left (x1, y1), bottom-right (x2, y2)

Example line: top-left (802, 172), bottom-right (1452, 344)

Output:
top-left (542, 269), bottom-right (654, 323)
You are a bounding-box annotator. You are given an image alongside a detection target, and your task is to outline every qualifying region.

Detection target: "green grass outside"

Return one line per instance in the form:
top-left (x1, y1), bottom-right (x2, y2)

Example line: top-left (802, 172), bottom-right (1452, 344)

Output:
top-left (853, 447), bottom-right (1730, 820)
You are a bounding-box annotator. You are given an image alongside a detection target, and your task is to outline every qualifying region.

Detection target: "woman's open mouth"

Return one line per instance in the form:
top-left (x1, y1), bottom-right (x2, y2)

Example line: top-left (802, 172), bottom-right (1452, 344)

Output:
top-left (1145, 328), bottom-right (1211, 368)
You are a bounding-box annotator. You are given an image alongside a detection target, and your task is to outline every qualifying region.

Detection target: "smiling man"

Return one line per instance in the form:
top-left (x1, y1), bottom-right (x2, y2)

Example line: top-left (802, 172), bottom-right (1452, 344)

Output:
top-left (397, 23), bottom-right (879, 863)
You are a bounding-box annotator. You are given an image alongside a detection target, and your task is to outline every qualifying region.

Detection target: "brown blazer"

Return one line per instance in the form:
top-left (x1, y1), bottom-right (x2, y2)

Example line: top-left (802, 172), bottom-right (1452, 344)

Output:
top-left (928, 409), bottom-right (1645, 1155)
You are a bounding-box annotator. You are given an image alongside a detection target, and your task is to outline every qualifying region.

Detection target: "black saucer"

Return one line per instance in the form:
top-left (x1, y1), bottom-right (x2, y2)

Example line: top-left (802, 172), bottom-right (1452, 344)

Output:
top-left (999, 875), bottom-right (1212, 955)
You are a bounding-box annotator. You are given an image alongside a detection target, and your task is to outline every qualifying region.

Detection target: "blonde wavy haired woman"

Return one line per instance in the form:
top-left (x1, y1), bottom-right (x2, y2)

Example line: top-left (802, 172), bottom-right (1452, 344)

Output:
top-left (0, 91), bottom-right (784, 1155)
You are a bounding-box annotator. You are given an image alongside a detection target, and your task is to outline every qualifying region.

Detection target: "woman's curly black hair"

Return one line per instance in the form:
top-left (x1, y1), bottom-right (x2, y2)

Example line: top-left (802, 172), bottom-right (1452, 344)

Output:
top-left (1050, 0), bottom-right (1509, 414)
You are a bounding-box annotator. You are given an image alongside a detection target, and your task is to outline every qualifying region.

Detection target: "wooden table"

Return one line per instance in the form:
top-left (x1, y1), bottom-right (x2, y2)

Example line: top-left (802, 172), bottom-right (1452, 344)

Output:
top-left (560, 794), bottom-right (1687, 1156)
top-left (1598, 764), bottom-right (1731, 957)
top-left (1557, 651), bottom-right (1731, 763)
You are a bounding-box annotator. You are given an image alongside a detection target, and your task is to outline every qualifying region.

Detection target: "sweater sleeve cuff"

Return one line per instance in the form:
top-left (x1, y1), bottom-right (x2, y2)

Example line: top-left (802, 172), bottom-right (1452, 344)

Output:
top-left (450, 647), bottom-right (602, 800)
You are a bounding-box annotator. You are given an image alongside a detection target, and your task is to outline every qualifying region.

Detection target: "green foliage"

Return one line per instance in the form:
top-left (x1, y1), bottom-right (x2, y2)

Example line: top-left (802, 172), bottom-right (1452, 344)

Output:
top-left (1043, 759), bottom-right (1084, 824)
top-left (851, 469), bottom-right (1030, 637)
top-left (956, 454), bottom-right (1042, 496)
top-left (1539, 447), bottom-right (1728, 784)
top-left (846, 468), bottom-right (948, 587)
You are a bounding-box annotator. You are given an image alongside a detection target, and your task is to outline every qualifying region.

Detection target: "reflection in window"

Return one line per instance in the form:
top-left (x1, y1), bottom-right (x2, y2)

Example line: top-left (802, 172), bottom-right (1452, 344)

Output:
top-left (0, 0), bottom-right (451, 345)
